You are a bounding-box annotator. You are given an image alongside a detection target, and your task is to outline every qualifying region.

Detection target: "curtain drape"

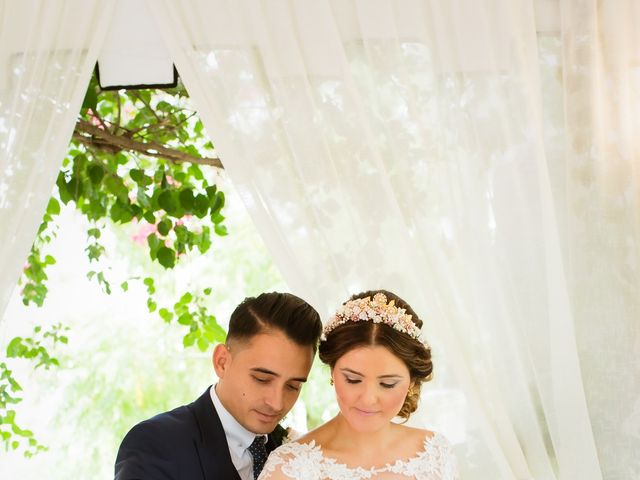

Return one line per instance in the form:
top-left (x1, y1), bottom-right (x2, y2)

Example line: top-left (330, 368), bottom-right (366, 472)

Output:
top-left (151, 0), bottom-right (637, 478)
top-left (0, 0), bottom-right (113, 317)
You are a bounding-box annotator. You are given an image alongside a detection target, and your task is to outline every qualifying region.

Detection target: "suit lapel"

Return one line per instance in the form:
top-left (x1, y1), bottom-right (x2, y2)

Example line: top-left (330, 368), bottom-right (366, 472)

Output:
top-left (189, 387), bottom-right (241, 480)
top-left (265, 433), bottom-right (281, 455)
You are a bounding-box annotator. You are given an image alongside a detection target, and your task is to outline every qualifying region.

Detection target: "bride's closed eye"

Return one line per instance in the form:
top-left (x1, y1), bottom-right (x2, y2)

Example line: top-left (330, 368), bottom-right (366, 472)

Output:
top-left (380, 382), bottom-right (399, 389)
top-left (344, 376), bottom-right (398, 389)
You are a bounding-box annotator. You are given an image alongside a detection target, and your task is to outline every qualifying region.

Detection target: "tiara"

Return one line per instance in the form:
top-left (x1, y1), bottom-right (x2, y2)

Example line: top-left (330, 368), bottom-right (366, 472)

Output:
top-left (321, 293), bottom-right (428, 346)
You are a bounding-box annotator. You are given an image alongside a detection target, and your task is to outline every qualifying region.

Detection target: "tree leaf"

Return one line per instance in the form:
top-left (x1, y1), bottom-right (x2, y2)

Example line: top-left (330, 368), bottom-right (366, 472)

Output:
top-left (158, 190), bottom-right (176, 214)
top-left (129, 169), bottom-right (145, 183)
top-left (147, 235), bottom-right (160, 260)
top-left (81, 85), bottom-right (98, 112)
top-left (179, 188), bottom-right (195, 211)
top-left (46, 198), bottom-right (61, 216)
top-left (104, 176), bottom-right (129, 204)
top-left (158, 308), bottom-right (173, 322)
top-left (179, 292), bottom-right (193, 304)
top-left (156, 247), bottom-right (176, 269)
top-left (193, 194), bottom-right (209, 218)
top-left (6, 337), bottom-right (24, 357)
top-left (56, 173), bottom-right (72, 204)
top-left (177, 313), bottom-right (192, 326)
top-left (157, 218), bottom-right (172, 236)
top-left (197, 337), bottom-right (209, 352)
top-left (87, 165), bottom-right (105, 185)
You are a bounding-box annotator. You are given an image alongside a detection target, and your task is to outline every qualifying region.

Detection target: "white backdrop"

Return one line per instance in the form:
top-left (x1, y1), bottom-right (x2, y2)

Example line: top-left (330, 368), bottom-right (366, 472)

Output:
top-left (150, 1), bottom-right (638, 479)
top-left (0, 0), bottom-right (113, 316)
top-left (1, 0), bottom-right (638, 478)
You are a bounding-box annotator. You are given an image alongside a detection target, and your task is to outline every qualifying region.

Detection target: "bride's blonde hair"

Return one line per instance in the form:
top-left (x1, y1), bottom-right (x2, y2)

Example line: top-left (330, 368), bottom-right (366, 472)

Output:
top-left (319, 289), bottom-right (433, 419)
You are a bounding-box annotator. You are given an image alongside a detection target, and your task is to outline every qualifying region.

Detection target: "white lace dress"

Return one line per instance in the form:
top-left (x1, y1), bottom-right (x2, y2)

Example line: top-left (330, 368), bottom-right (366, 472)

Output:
top-left (258, 432), bottom-right (458, 480)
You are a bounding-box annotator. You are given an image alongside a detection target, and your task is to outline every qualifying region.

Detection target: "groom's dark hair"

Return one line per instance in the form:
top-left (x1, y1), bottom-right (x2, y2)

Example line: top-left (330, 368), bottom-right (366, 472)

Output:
top-left (227, 292), bottom-right (322, 352)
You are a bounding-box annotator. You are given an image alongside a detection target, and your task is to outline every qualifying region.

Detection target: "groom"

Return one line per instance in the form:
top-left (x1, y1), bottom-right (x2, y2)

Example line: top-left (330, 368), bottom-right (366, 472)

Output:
top-left (114, 292), bottom-right (323, 480)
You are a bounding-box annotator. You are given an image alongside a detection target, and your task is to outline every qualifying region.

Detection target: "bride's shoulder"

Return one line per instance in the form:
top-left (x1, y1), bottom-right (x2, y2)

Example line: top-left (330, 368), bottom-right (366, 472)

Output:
top-left (389, 426), bottom-right (458, 479)
top-left (392, 424), bottom-right (453, 451)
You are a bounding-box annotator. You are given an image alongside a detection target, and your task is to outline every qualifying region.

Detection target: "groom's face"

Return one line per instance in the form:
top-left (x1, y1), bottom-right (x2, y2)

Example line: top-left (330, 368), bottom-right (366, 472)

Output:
top-left (213, 330), bottom-right (314, 434)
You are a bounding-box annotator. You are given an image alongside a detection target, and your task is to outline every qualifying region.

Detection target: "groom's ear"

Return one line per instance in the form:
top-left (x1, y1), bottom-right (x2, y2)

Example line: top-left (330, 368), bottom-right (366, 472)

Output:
top-left (213, 343), bottom-right (231, 378)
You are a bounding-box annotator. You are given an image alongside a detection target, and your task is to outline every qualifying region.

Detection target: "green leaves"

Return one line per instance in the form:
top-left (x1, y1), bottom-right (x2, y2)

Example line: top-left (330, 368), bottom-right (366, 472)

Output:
top-left (2, 323), bottom-right (67, 457)
top-left (5, 324), bottom-right (69, 369)
top-left (157, 218), bottom-right (172, 236)
top-left (12, 73), bottom-right (233, 457)
top-left (81, 79), bottom-right (98, 112)
top-left (46, 198), bottom-right (60, 216)
top-left (179, 188), bottom-right (195, 211)
top-left (145, 284), bottom-right (226, 351)
top-left (104, 175), bottom-right (129, 204)
top-left (0, 363), bottom-right (47, 457)
top-left (156, 247), bottom-right (176, 269)
top-left (87, 164), bottom-right (105, 185)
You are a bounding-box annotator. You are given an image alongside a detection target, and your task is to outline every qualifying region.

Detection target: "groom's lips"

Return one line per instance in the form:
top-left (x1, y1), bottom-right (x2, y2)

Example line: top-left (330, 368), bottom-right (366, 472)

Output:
top-left (254, 410), bottom-right (280, 423)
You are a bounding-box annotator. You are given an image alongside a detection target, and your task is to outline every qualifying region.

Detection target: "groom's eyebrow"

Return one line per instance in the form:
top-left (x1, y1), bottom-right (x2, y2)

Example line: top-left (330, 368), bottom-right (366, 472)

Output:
top-left (251, 367), bottom-right (308, 383)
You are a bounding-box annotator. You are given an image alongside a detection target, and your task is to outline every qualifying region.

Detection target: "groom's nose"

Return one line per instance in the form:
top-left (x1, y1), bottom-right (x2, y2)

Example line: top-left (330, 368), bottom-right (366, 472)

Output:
top-left (264, 385), bottom-right (285, 412)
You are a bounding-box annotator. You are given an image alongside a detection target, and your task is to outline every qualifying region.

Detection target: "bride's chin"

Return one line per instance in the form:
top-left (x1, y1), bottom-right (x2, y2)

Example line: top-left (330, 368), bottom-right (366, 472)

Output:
top-left (343, 415), bottom-right (386, 433)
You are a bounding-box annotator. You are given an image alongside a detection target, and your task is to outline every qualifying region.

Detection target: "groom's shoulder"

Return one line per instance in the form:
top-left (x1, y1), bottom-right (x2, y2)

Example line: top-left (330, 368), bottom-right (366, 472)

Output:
top-left (123, 394), bottom-right (204, 443)
top-left (134, 403), bottom-right (193, 435)
top-left (115, 394), bottom-right (210, 479)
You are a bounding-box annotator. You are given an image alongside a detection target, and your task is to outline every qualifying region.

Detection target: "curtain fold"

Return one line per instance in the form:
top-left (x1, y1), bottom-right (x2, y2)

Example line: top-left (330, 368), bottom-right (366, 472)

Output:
top-left (151, 1), bottom-right (636, 478)
top-left (554, 2), bottom-right (640, 478)
top-left (0, 0), bottom-right (113, 318)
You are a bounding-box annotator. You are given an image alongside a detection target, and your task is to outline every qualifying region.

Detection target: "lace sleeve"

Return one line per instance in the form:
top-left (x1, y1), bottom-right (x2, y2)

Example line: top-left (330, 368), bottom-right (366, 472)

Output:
top-left (430, 434), bottom-right (460, 480)
top-left (258, 441), bottom-right (323, 480)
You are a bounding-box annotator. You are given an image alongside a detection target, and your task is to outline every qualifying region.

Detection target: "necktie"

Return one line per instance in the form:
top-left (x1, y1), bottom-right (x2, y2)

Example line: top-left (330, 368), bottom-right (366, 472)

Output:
top-left (247, 435), bottom-right (267, 479)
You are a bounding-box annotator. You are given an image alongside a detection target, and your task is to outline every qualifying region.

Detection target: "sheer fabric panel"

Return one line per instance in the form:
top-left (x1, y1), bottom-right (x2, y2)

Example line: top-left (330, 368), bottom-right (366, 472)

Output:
top-left (151, 0), bottom-right (640, 478)
top-left (554, 2), bottom-right (640, 478)
top-left (0, 0), bottom-right (113, 317)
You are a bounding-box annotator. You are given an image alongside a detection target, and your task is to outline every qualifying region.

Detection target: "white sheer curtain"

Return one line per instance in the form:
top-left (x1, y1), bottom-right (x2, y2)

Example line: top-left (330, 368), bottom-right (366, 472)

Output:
top-left (152, 0), bottom-right (638, 478)
top-left (0, 0), bottom-right (113, 317)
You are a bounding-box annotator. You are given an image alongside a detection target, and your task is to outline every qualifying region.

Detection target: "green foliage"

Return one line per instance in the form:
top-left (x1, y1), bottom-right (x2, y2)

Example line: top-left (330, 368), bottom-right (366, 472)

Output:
top-left (142, 278), bottom-right (226, 351)
top-left (7, 73), bottom-right (230, 457)
top-left (20, 200), bottom-right (59, 307)
top-left (21, 73), bottom-right (226, 309)
top-left (0, 323), bottom-right (68, 457)
top-left (0, 362), bottom-right (46, 457)
top-left (6, 324), bottom-right (69, 369)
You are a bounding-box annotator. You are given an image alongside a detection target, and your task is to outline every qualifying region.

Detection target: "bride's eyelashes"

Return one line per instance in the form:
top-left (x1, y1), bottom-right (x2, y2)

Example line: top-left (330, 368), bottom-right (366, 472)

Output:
top-left (380, 382), bottom-right (399, 389)
top-left (344, 376), bottom-right (399, 389)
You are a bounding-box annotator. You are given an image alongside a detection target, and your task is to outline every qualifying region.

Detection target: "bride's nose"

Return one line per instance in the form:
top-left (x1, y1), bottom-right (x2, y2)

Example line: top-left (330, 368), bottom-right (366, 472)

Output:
top-left (360, 382), bottom-right (379, 406)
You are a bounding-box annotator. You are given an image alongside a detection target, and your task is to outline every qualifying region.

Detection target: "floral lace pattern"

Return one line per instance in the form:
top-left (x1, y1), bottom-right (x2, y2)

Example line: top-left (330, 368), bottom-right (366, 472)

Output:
top-left (258, 432), bottom-right (458, 480)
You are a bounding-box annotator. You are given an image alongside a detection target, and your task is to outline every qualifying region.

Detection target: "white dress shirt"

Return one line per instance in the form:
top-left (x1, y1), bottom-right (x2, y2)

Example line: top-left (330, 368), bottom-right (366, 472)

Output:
top-left (210, 385), bottom-right (266, 480)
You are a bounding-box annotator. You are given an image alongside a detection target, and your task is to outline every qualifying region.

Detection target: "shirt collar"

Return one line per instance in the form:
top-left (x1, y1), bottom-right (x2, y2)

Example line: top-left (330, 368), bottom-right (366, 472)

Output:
top-left (210, 385), bottom-right (263, 452)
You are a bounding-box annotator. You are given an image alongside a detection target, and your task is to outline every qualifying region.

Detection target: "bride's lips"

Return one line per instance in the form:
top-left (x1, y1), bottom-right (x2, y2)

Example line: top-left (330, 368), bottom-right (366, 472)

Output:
top-left (354, 407), bottom-right (379, 416)
top-left (255, 410), bottom-right (280, 423)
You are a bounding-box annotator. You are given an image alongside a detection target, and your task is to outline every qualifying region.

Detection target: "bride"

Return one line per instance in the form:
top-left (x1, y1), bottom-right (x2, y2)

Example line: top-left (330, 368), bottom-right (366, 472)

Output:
top-left (258, 290), bottom-right (458, 480)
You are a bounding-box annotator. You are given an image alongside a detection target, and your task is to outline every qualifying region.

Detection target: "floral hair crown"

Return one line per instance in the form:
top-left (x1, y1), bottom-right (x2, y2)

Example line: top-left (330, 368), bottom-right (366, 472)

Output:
top-left (321, 293), bottom-right (428, 347)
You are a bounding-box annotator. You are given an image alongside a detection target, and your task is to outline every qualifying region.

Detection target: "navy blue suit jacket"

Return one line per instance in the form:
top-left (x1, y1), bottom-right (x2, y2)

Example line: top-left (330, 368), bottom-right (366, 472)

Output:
top-left (115, 387), bottom-right (280, 480)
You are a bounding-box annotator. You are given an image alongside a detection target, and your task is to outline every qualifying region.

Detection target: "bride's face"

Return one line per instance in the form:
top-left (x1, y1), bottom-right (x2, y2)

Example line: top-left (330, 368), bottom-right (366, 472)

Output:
top-left (332, 345), bottom-right (411, 433)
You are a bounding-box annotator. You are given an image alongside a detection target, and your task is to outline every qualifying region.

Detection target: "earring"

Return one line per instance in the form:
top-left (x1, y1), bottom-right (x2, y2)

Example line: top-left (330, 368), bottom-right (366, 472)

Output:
top-left (329, 378), bottom-right (334, 386)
